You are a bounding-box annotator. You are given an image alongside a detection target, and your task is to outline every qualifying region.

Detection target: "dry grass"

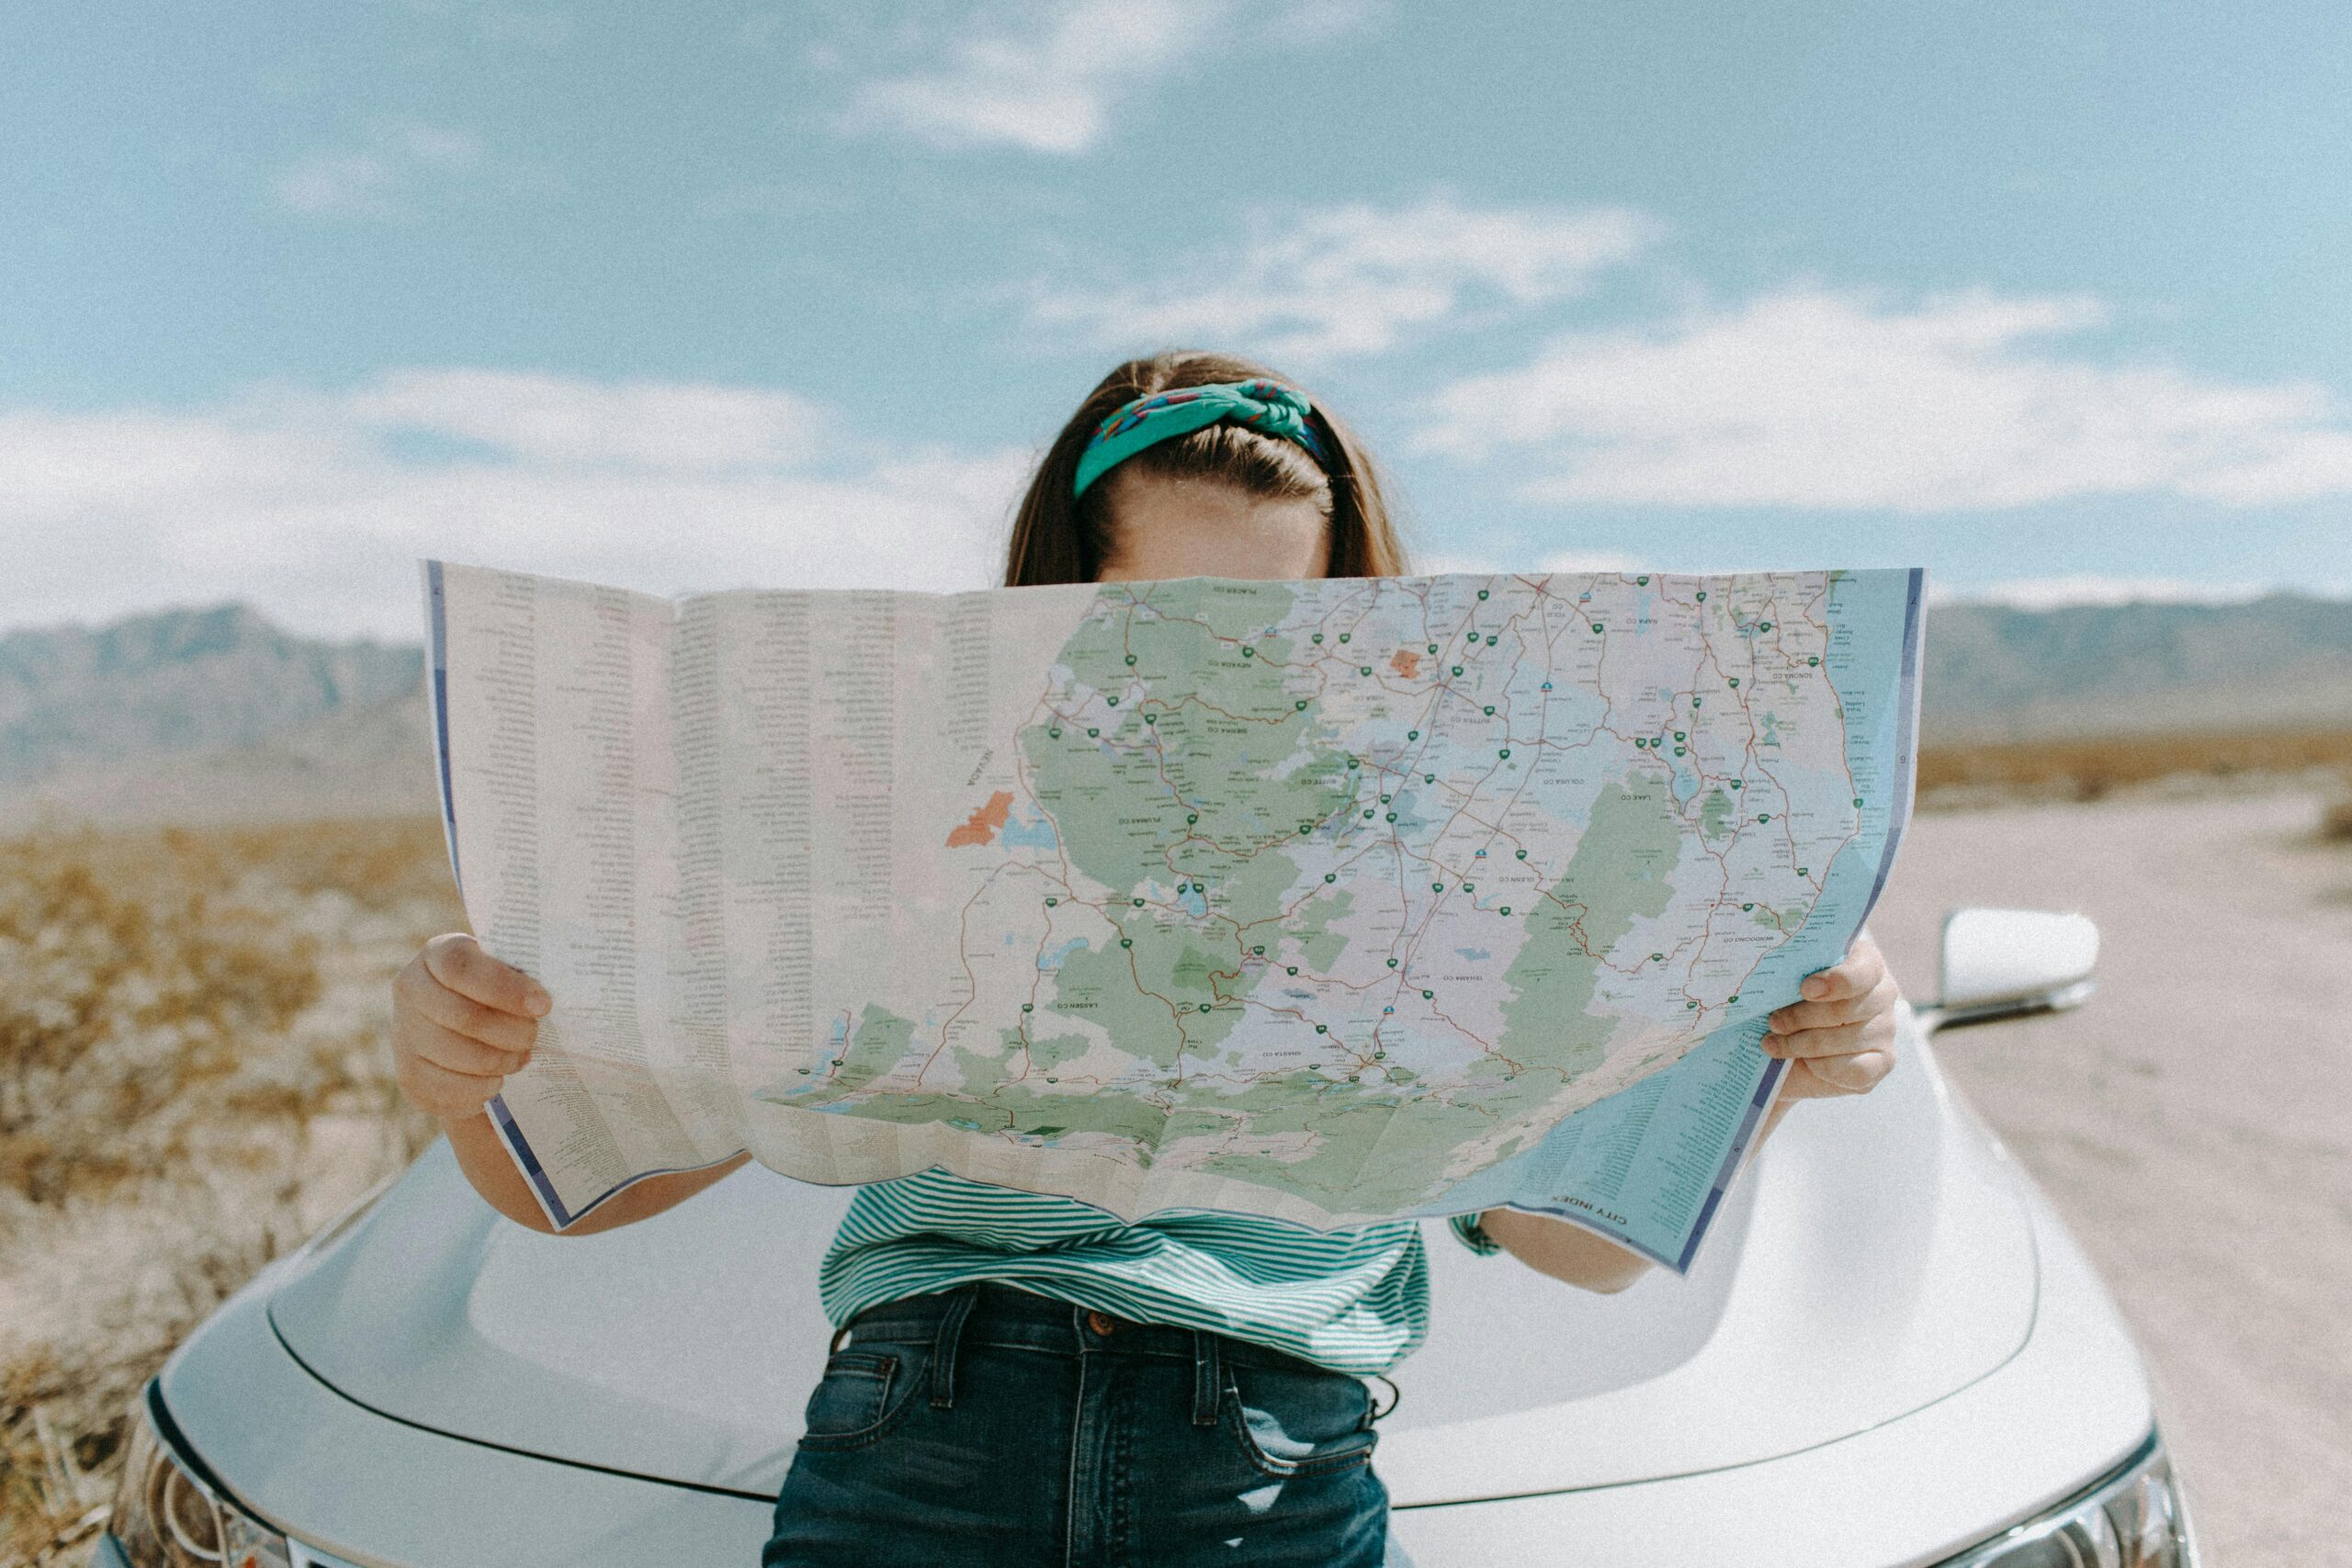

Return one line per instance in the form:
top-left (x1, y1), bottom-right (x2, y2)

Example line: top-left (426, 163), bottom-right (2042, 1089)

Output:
top-left (0, 817), bottom-right (459, 1566)
top-left (1918, 727), bottom-right (2352, 807)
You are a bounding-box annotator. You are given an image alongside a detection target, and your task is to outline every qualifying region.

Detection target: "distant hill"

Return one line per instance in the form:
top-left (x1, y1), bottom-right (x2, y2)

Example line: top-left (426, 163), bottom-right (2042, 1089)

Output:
top-left (0, 592), bottom-right (2346, 829)
top-left (0, 603), bottom-right (421, 785)
top-left (0, 682), bottom-right (435, 831)
top-left (1922, 592), bottom-right (2352, 744)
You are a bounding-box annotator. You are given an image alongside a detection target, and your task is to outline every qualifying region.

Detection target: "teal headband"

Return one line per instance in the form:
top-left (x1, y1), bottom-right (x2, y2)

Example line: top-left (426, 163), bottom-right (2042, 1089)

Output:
top-left (1072, 378), bottom-right (1331, 500)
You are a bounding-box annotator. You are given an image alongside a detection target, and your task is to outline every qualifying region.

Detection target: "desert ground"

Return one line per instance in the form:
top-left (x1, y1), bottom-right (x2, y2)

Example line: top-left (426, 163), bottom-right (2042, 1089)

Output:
top-left (1870, 784), bottom-right (2352, 1568)
top-left (0, 819), bottom-right (453, 1566)
top-left (1, 783), bottom-right (2345, 1565)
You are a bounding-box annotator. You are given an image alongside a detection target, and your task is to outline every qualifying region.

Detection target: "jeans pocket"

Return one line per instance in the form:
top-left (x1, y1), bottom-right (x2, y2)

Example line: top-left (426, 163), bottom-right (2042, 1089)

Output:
top-left (1220, 1359), bottom-right (1380, 1479)
top-left (796, 1348), bottom-right (922, 1450)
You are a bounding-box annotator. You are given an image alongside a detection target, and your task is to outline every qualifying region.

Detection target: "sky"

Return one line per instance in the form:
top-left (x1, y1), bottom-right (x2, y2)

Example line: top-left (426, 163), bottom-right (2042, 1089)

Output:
top-left (5, 0), bottom-right (2350, 639)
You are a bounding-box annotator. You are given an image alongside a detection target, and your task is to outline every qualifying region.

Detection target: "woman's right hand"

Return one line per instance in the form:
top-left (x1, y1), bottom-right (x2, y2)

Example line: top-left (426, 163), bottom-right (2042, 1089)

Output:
top-left (390, 932), bottom-right (552, 1125)
top-left (395, 932), bottom-right (746, 1235)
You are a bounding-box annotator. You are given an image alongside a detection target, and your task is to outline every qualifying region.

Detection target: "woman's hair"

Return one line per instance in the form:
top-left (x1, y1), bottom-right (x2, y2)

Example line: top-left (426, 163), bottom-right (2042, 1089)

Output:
top-left (1002, 349), bottom-right (1410, 586)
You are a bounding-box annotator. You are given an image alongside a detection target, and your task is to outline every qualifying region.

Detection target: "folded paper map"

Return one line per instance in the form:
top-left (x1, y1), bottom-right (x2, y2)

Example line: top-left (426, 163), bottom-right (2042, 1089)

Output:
top-left (423, 561), bottom-right (1922, 1269)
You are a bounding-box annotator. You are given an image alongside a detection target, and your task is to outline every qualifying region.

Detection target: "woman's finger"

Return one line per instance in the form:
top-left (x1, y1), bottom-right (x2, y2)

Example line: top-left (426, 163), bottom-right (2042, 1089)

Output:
top-left (1763, 1013), bottom-right (1889, 1060)
top-left (1774, 1061), bottom-right (1836, 1100)
top-left (1795, 936), bottom-right (1886, 1004)
top-left (422, 931), bottom-right (552, 1019)
top-left (1768, 973), bottom-right (1898, 1036)
top-left (407, 971), bottom-right (540, 1054)
top-left (411, 1018), bottom-right (530, 1078)
top-left (396, 1052), bottom-right (508, 1119)
top-left (1794, 1048), bottom-right (1895, 1095)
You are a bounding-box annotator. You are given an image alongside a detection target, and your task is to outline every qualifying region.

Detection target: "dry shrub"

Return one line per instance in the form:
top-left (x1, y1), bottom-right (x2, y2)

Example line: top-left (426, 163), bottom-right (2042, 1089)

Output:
top-left (0, 840), bottom-right (319, 1201)
top-left (0, 816), bottom-right (460, 1565)
top-left (1919, 727), bottom-right (2352, 805)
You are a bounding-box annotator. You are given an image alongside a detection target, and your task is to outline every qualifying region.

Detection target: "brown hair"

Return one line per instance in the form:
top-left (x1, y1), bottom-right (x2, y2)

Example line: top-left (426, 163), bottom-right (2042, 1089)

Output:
top-left (1002, 349), bottom-right (1411, 587)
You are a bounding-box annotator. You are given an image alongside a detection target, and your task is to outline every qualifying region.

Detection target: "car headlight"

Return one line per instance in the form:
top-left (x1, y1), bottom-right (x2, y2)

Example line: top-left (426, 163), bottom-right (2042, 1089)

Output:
top-left (107, 1382), bottom-right (292, 1568)
top-left (1941, 1433), bottom-right (2193, 1567)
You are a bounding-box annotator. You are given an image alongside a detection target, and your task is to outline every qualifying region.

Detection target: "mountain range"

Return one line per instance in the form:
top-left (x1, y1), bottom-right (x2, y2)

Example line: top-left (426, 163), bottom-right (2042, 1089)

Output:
top-left (0, 603), bottom-right (421, 784)
top-left (2, 592), bottom-right (2346, 829)
top-left (1920, 592), bottom-right (2352, 744)
top-left (0, 604), bottom-right (428, 828)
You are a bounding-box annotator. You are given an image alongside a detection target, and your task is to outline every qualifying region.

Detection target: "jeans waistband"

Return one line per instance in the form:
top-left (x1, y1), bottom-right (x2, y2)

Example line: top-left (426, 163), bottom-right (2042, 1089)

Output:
top-left (831, 1281), bottom-right (1350, 1420)
top-left (846, 1279), bottom-right (1326, 1429)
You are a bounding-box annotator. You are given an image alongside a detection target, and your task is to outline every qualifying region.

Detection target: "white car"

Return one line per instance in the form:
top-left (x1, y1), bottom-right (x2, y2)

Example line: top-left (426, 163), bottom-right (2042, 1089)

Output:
top-left (96, 908), bottom-right (2199, 1568)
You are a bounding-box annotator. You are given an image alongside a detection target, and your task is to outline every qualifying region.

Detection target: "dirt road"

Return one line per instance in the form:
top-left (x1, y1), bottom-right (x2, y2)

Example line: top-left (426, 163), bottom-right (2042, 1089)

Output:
top-left (1871, 787), bottom-right (2352, 1567)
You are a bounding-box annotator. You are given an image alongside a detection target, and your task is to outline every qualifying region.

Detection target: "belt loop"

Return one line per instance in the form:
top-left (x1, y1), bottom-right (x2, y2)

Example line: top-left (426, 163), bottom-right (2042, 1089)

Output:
top-left (828, 1303), bottom-right (868, 1356)
top-left (1190, 1328), bottom-right (1220, 1427)
top-left (929, 1285), bottom-right (980, 1410)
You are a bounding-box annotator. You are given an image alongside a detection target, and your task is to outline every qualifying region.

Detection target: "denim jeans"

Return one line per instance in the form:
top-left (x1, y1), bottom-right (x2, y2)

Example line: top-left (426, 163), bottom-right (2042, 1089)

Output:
top-left (762, 1280), bottom-right (1392, 1568)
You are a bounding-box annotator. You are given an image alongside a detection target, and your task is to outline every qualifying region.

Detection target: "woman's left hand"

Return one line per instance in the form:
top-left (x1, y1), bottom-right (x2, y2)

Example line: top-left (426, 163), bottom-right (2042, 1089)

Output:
top-left (1763, 930), bottom-right (1902, 1099)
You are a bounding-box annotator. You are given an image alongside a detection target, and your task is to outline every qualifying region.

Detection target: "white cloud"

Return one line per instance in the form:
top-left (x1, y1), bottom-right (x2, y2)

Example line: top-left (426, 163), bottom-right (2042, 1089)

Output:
top-left (1028, 197), bottom-right (1660, 361)
top-left (277, 152), bottom-right (401, 219)
top-left (1418, 287), bottom-right (2352, 510)
top-left (0, 372), bottom-right (1034, 639)
top-left (1931, 575), bottom-right (2287, 609)
top-left (848, 0), bottom-right (1225, 154)
top-left (1411, 548), bottom-right (1647, 578)
top-left (335, 369), bottom-right (836, 470)
top-left (843, 0), bottom-right (1374, 154)
top-left (274, 122), bottom-right (486, 220)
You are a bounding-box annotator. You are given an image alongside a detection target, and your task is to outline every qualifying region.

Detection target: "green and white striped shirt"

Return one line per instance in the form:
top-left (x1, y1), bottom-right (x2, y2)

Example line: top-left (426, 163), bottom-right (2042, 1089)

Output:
top-left (818, 1169), bottom-right (1502, 1377)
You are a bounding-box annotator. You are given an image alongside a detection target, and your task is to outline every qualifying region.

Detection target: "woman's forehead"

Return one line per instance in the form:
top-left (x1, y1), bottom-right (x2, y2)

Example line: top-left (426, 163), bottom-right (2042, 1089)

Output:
top-left (1094, 471), bottom-right (1332, 581)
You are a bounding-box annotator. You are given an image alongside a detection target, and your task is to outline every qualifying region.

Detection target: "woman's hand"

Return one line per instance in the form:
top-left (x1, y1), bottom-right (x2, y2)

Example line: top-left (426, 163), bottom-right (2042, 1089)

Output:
top-left (391, 933), bottom-right (753, 1235)
top-left (391, 932), bottom-right (550, 1125)
top-left (1481, 931), bottom-right (1905, 1290)
top-left (1761, 930), bottom-right (1901, 1099)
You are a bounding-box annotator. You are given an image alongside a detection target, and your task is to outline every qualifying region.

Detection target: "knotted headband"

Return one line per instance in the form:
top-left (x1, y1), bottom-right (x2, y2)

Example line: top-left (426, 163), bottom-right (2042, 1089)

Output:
top-left (1072, 378), bottom-right (1330, 499)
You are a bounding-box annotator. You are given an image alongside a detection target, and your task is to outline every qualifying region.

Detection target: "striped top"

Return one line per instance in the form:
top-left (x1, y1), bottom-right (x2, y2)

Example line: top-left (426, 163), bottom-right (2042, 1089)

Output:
top-left (818, 1169), bottom-right (1503, 1378)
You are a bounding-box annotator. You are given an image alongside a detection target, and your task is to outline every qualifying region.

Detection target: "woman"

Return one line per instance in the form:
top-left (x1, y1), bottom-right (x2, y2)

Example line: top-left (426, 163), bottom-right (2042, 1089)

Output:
top-left (390, 351), bottom-right (1904, 1567)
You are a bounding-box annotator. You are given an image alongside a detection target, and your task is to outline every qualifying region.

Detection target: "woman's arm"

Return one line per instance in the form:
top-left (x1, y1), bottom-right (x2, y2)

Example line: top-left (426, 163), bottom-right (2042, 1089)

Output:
top-left (438, 1108), bottom-right (752, 1235)
top-left (1472, 1208), bottom-right (1657, 1292)
top-left (1472, 1095), bottom-right (1799, 1290)
top-left (1466, 931), bottom-right (1904, 1292)
top-left (394, 932), bottom-right (748, 1235)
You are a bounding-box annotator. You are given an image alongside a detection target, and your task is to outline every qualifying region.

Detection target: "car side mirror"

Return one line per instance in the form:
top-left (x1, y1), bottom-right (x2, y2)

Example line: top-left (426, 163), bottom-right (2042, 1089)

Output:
top-left (1921, 907), bottom-right (2099, 1034)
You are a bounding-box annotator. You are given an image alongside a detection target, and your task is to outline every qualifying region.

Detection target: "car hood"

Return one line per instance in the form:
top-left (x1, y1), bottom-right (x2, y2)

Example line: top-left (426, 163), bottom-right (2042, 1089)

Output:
top-left (265, 1010), bottom-right (2035, 1506)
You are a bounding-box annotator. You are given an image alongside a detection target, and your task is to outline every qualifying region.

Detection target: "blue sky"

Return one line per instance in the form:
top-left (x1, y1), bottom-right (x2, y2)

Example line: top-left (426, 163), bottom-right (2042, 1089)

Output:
top-left (5, 0), bottom-right (2349, 637)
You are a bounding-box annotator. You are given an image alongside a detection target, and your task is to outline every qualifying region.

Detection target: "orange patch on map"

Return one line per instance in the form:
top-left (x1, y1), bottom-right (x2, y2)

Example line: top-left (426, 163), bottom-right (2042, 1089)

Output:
top-left (946, 790), bottom-right (1015, 848)
top-left (1389, 649), bottom-right (1421, 679)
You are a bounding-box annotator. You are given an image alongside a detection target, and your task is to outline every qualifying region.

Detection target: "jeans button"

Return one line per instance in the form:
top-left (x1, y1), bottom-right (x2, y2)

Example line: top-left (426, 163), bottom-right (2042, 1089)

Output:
top-left (1085, 1310), bottom-right (1120, 1336)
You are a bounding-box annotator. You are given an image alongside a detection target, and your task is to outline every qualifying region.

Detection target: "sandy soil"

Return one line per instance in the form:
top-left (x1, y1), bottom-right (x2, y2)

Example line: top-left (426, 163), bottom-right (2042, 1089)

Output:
top-left (0, 819), bottom-right (448, 1566)
top-left (1870, 786), bottom-right (2352, 1567)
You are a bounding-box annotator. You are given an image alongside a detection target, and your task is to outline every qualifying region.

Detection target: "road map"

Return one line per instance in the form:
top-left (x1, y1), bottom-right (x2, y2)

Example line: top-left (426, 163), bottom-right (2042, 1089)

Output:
top-left (424, 560), bottom-right (1922, 1269)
